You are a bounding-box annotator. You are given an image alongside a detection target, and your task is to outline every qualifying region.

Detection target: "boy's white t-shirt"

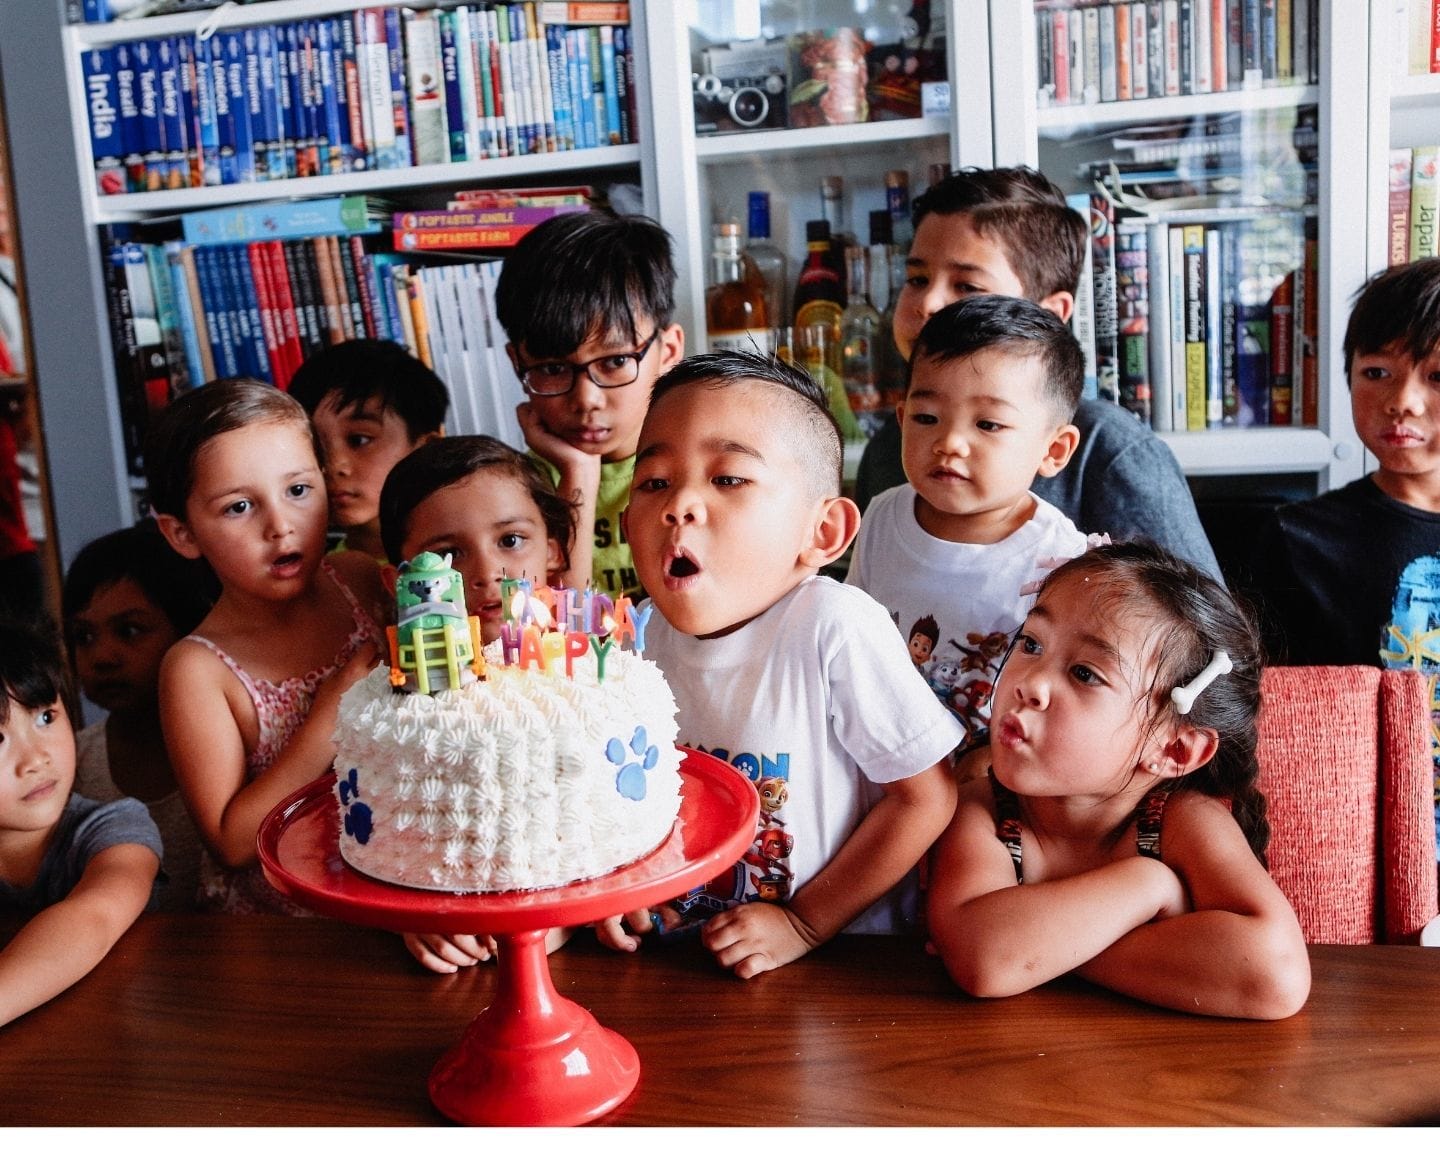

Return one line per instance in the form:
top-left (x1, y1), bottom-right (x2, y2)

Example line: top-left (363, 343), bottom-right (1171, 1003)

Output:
top-left (642, 574), bottom-right (961, 935)
top-left (846, 484), bottom-right (1092, 741)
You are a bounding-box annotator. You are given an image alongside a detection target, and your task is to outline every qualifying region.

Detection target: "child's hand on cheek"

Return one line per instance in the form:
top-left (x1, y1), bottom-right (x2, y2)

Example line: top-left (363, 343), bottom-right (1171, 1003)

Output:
top-left (700, 902), bottom-right (818, 979)
top-left (515, 401), bottom-right (601, 485)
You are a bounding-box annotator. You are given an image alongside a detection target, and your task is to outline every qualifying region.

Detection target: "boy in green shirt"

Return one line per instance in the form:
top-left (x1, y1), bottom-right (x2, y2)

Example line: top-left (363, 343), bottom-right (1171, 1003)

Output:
top-left (494, 212), bottom-right (684, 599)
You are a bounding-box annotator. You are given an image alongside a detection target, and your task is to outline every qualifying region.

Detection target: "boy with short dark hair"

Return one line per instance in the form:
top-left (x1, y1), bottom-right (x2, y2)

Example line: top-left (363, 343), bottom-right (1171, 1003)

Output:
top-left (288, 338), bottom-right (449, 559)
top-left (604, 351), bottom-right (960, 978)
top-left (494, 212), bottom-right (684, 600)
top-left (1257, 258), bottom-right (1440, 846)
top-left (855, 165), bottom-right (1221, 581)
top-left (846, 296), bottom-right (1093, 739)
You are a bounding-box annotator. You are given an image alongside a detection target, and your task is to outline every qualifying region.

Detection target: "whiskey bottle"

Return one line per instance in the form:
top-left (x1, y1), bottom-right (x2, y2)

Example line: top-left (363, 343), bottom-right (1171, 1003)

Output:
top-left (840, 244), bottom-right (883, 433)
top-left (705, 221), bottom-right (768, 354)
top-left (744, 192), bottom-right (789, 339)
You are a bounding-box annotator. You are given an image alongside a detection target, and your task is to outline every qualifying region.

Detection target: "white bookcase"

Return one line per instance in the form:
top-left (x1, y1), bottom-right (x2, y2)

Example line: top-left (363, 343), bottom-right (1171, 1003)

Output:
top-left (0, 0), bottom-right (1423, 570)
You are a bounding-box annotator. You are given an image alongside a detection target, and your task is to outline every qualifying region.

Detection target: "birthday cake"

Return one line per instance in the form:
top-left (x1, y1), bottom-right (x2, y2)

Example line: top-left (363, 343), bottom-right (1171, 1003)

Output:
top-left (332, 554), bottom-right (683, 892)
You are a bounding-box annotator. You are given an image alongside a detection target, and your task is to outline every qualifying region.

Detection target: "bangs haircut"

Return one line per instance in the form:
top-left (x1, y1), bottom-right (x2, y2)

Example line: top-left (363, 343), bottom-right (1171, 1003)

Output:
top-left (911, 165), bottom-right (1087, 300)
top-left (287, 339), bottom-right (450, 440)
top-left (649, 351), bottom-right (844, 500)
top-left (0, 617), bottom-right (71, 728)
top-left (379, 435), bottom-right (577, 570)
top-left (1342, 257), bottom-right (1440, 380)
top-left (493, 212), bottom-right (676, 357)
top-left (144, 378), bottom-right (317, 519)
top-left (911, 295), bottom-right (1085, 421)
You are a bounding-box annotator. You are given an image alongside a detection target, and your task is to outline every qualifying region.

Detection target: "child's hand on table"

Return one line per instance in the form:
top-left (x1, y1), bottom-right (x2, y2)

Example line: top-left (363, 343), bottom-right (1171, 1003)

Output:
top-left (404, 932), bottom-right (497, 973)
top-left (700, 902), bottom-right (819, 979)
top-left (594, 905), bottom-right (682, 952)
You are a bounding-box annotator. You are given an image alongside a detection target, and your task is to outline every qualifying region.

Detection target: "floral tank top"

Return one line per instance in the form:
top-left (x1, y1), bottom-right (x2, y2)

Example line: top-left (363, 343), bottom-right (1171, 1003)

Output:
top-left (186, 560), bottom-right (384, 914)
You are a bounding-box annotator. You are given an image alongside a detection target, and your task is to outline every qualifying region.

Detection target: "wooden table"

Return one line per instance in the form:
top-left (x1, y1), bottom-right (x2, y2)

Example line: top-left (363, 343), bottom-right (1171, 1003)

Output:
top-left (3, 914), bottom-right (1438, 1126)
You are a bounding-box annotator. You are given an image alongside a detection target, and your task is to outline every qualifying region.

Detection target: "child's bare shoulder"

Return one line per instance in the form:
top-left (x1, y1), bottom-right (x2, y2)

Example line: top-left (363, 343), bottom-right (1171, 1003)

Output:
top-left (329, 550), bottom-right (390, 611)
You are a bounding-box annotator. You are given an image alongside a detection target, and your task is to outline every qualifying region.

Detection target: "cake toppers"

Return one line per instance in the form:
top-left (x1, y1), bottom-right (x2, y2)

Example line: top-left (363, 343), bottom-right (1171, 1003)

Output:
top-left (386, 556), bottom-right (655, 694)
top-left (388, 552), bottom-right (482, 694)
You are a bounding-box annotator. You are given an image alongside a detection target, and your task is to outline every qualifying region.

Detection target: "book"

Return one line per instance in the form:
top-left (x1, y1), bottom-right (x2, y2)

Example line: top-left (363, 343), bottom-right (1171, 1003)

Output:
top-left (438, 9), bottom-right (468, 163)
top-left (220, 29), bottom-right (256, 184)
top-left (253, 24), bottom-right (286, 181)
top-left (1065, 193), bottom-right (1098, 399)
top-left (526, 2), bottom-right (558, 153)
top-left (1181, 223), bottom-right (1208, 432)
top-left (1268, 270), bottom-right (1294, 425)
top-left (1163, 0), bottom-right (1181, 95)
top-left (1168, 225), bottom-right (1187, 429)
top-left (383, 7), bottom-right (413, 167)
top-left (537, 2), bottom-right (629, 22)
top-left (1410, 145), bottom-right (1439, 260)
top-left (1300, 223), bottom-right (1319, 426)
top-left (316, 18), bottom-right (346, 176)
top-left (1115, 221), bottom-right (1151, 426)
top-left (1089, 194), bottom-right (1120, 405)
top-left (164, 241), bottom-right (212, 385)
top-left (1390, 147), bottom-right (1414, 265)
top-left (340, 15), bottom-right (369, 172)
top-left (82, 47), bottom-right (127, 197)
top-left (1204, 226), bottom-right (1223, 426)
top-left (143, 242), bottom-right (192, 398)
top-left (100, 227), bottom-right (148, 475)
top-left (1146, 221), bottom-right (1173, 432)
top-left (358, 9), bottom-right (393, 170)
top-left (598, 23), bottom-right (621, 144)
top-left (274, 23), bottom-right (298, 179)
top-left (247, 239), bottom-right (288, 384)
top-left (181, 194), bottom-right (386, 244)
top-left (156, 38), bottom-right (190, 189)
top-left (134, 39), bottom-right (166, 192)
top-left (1131, 3), bottom-right (1150, 100)
top-left (405, 8), bottom-right (448, 166)
top-left (1114, 3), bottom-right (1131, 102)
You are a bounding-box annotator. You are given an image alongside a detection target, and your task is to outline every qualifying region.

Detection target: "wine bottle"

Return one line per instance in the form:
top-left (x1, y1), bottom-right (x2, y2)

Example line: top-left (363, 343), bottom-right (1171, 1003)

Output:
top-left (705, 221), bottom-right (767, 354)
top-left (869, 210), bottom-right (908, 408)
top-left (840, 244), bottom-right (883, 434)
top-left (820, 175), bottom-right (855, 301)
top-left (793, 219), bottom-right (860, 439)
top-left (744, 192), bottom-right (789, 340)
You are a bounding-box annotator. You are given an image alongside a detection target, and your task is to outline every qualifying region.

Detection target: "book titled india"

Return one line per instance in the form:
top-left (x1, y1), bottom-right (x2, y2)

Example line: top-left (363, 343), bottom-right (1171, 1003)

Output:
top-left (81, 47), bottom-right (127, 196)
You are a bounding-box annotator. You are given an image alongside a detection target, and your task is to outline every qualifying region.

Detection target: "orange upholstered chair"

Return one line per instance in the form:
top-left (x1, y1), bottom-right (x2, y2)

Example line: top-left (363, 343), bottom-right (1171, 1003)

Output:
top-left (1255, 666), bottom-right (1437, 944)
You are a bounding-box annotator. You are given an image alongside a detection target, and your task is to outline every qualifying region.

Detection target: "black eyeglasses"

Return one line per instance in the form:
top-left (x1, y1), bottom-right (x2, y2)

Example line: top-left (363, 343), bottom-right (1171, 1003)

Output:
top-left (516, 330), bottom-right (661, 397)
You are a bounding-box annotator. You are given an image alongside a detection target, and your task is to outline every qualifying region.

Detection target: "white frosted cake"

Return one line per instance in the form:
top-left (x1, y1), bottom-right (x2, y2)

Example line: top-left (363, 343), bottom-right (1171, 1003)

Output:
top-left (333, 567), bottom-right (682, 893)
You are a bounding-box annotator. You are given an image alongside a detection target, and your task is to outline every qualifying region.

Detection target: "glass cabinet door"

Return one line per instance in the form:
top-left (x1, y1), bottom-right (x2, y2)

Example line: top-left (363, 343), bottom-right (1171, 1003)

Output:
top-left (989, 1), bottom-right (1368, 489)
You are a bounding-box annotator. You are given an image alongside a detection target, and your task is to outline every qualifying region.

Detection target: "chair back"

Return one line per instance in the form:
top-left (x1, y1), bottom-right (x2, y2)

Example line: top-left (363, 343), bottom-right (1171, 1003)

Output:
top-left (1255, 665), bottom-right (1436, 944)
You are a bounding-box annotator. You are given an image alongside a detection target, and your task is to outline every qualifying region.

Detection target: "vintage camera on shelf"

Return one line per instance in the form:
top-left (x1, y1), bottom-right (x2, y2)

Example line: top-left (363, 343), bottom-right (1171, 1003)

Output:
top-left (692, 39), bottom-right (789, 135)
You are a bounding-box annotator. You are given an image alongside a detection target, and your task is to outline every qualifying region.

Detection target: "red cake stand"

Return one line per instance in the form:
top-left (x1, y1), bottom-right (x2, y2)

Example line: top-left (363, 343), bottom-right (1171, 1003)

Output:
top-left (258, 748), bottom-right (757, 1127)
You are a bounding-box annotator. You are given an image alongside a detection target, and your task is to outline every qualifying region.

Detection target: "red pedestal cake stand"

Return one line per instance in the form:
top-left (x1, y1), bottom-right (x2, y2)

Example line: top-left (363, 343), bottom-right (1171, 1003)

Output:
top-left (257, 747), bottom-right (757, 1127)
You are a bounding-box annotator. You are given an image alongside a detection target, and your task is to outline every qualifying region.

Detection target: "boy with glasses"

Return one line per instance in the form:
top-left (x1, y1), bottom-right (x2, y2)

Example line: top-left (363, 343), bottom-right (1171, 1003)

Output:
top-left (494, 212), bottom-right (684, 599)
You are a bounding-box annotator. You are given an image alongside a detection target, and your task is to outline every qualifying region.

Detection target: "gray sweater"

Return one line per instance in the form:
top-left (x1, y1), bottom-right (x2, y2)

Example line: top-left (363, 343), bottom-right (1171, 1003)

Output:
top-left (854, 398), bottom-right (1222, 581)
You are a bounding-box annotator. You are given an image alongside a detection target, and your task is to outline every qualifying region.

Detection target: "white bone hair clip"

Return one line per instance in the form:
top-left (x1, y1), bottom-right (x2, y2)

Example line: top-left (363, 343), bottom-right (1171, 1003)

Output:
top-left (1171, 650), bottom-right (1233, 716)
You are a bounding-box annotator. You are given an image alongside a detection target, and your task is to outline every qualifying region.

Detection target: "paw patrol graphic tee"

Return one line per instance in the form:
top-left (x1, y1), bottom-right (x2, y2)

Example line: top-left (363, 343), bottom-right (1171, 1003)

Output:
top-left (641, 575), bottom-right (961, 934)
top-left (846, 484), bottom-right (1092, 741)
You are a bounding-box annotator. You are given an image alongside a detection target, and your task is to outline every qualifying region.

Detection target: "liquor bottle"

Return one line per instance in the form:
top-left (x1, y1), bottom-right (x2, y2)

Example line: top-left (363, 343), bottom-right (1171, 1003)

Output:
top-left (705, 221), bottom-right (768, 354)
top-left (869, 211), bottom-right (908, 408)
top-left (793, 219), bottom-right (860, 439)
top-left (745, 192), bottom-right (789, 338)
top-left (819, 175), bottom-right (856, 300)
top-left (885, 169), bottom-right (913, 250)
top-left (840, 244), bottom-right (883, 434)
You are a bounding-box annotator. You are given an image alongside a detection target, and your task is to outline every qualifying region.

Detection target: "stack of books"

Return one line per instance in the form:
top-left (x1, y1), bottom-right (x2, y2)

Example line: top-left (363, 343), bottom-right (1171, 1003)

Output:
top-left (1387, 146), bottom-right (1440, 266)
top-left (393, 184), bottom-right (591, 250)
top-left (1034, 0), bottom-right (1319, 109)
top-left (80, 3), bottom-right (636, 197)
top-left (96, 190), bottom-right (560, 475)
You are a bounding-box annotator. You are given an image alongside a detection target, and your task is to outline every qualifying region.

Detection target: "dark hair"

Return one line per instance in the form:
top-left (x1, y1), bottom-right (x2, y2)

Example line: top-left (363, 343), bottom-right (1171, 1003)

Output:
top-left (910, 614), bottom-right (940, 646)
top-left (1342, 258), bottom-right (1440, 381)
top-left (378, 436), bottom-right (577, 570)
top-left (0, 616), bottom-right (72, 729)
top-left (62, 520), bottom-right (213, 639)
top-left (649, 350), bottom-right (843, 497)
top-left (144, 378), bottom-right (317, 519)
top-left (286, 339), bottom-right (450, 441)
top-left (1033, 541), bottom-right (1270, 863)
top-left (910, 295), bottom-right (1085, 421)
top-left (911, 166), bottom-right (1088, 302)
top-left (493, 212), bottom-right (677, 357)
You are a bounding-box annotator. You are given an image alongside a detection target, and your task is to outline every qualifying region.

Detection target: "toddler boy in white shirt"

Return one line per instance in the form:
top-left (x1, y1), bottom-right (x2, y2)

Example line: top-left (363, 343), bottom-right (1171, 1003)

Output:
top-left (600, 351), bottom-right (960, 978)
top-left (847, 295), bottom-right (1095, 741)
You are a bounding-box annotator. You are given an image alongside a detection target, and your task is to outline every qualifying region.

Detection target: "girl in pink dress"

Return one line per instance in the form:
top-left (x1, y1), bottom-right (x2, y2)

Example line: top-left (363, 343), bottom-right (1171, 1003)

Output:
top-left (148, 378), bottom-right (388, 912)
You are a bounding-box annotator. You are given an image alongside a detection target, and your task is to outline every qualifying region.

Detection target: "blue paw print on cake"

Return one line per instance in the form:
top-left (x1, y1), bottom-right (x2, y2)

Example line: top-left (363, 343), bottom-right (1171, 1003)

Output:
top-left (606, 727), bottom-right (659, 801)
top-left (338, 768), bottom-right (373, 845)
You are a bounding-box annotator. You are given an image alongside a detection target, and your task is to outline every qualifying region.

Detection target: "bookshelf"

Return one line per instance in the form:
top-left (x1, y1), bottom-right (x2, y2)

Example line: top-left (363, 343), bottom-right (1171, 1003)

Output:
top-left (1, 0), bottom-right (1425, 568)
top-left (990, 0), bottom-right (1370, 491)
